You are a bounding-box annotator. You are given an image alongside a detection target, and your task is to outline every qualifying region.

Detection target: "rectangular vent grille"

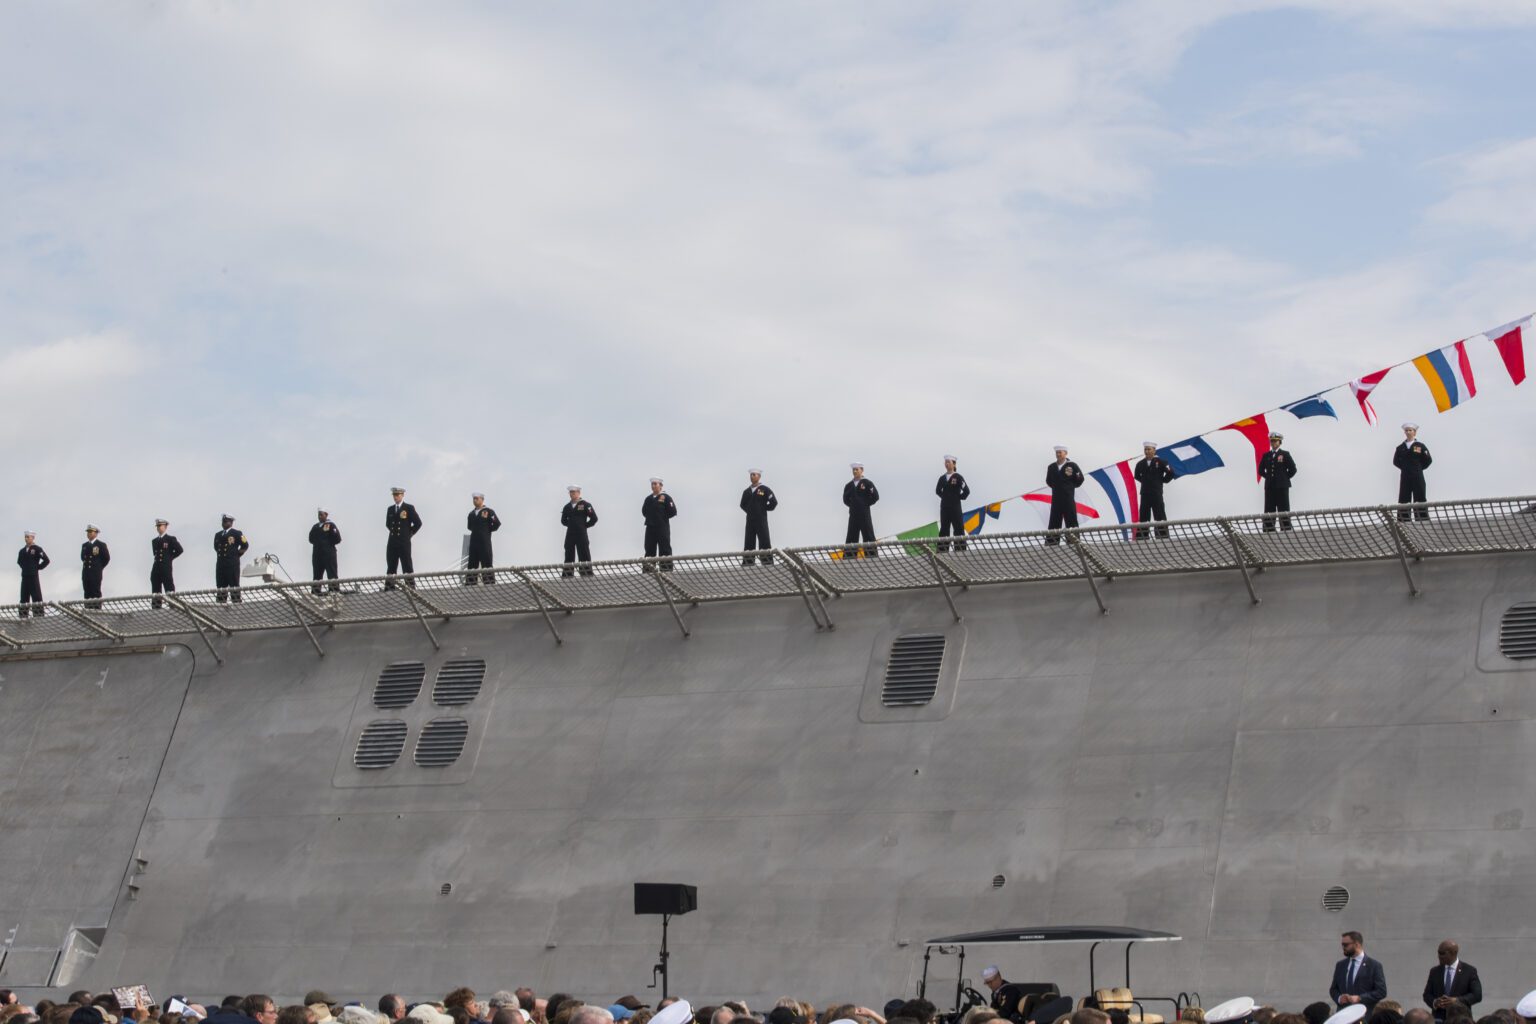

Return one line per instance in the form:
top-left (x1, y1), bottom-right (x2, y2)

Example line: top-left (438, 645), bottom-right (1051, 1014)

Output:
top-left (414, 718), bottom-right (470, 767)
top-left (374, 661), bottom-right (426, 709)
top-left (433, 658), bottom-right (486, 705)
top-left (882, 633), bottom-right (946, 707)
top-left (1501, 604), bottom-right (1536, 660)
top-left (355, 720), bottom-right (408, 769)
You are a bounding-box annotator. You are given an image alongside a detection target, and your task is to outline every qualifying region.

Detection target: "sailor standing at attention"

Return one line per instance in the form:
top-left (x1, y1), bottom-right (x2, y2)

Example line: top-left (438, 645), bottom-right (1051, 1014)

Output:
top-left (384, 486), bottom-right (422, 589)
top-left (936, 455), bottom-right (970, 553)
top-left (80, 524), bottom-right (110, 608)
top-left (465, 492), bottom-right (501, 585)
top-left (561, 485), bottom-right (598, 577)
top-left (150, 519), bottom-right (183, 608)
top-left (843, 462), bottom-right (880, 558)
top-left (1045, 446), bottom-right (1083, 544)
top-left (1259, 431), bottom-right (1298, 532)
top-left (1134, 442), bottom-right (1176, 540)
top-left (214, 515), bottom-right (249, 603)
top-left (17, 531), bottom-right (49, 617)
top-left (641, 478), bottom-right (677, 572)
top-left (1394, 422), bottom-right (1432, 521)
top-left (309, 508), bottom-right (341, 594)
top-left (740, 469), bottom-right (778, 566)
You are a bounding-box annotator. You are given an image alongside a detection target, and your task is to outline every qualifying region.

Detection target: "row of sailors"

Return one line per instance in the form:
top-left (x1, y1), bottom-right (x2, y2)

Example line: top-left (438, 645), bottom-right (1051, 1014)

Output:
top-left (12, 427), bottom-right (1435, 613)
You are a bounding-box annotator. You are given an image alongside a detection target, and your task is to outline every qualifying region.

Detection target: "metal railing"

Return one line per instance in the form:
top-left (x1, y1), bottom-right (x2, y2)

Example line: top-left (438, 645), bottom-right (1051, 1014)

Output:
top-left (2, 496), bottom-right (1532, 659)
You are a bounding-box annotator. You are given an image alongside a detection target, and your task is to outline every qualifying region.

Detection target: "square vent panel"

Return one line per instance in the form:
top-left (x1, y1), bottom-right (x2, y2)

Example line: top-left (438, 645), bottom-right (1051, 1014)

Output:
top-left (859, 624), bottom-right (965, 723)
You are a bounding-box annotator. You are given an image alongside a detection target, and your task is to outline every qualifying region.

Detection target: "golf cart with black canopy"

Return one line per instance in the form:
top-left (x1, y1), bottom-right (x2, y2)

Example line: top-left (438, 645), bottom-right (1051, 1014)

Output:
top-left (916, 926), bottom-right (1194, 1024)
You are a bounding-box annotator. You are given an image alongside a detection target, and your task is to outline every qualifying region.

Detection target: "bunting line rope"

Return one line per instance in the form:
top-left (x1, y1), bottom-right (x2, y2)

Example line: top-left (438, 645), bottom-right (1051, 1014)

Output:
top-left (896, 312), bottom-right (1533, 541)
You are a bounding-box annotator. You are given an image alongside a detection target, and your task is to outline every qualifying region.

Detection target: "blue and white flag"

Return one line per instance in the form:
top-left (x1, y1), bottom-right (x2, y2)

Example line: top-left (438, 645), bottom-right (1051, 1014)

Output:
top-left (1282, 394), bottom-right (1338, 420)
top-left (1157, 435), bottom-right (1225, 477)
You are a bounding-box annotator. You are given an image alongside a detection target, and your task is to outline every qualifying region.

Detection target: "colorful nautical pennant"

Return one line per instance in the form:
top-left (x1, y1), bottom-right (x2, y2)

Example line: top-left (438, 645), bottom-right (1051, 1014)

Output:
top-left (1022, 491), bottom-right (1100, 529)
top-left (1412, 339), bottom-right (1478, 412)
top-left (1157, 436), bottom-right (1224, 477)
top-left (1490, 319), bottom-right (1528, 386)
top-left (963, 502), bottom-right (1003, 534)
top-left (1089, 462), bottom-right (1139, 538)
top-left (1220, 414), bottom-right (1273, 480)
top-left (1282, 394), bottom-right (1338, 420)
top-left (1349, 368), bottom-right (1390, 425)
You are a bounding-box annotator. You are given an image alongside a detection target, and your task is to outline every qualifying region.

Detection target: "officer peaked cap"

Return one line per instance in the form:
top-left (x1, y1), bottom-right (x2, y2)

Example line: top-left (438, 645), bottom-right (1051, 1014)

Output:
top-left (391, 486), bottom-right (405, 494)
top-left (85, 524), bottom-right (99, 531)
top-left (1268, 431), bottom-right (1284, 440)
top-left (222, 514), bottom-right (235, 521)
top-left (155, 519), bottom-right (169, 526)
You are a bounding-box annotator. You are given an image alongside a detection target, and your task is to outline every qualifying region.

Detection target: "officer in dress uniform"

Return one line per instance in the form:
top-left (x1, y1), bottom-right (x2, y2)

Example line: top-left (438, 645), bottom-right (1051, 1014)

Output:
top-left (17, 531), bottom-right (49, 618)
top-left (465, 493), bottom-right (500, 585)
top-left (384, 486), bottom-right (422, 590)
top-left (641, 478), bottom-right (677, 572)
top-left (1394, 422), bottom-right (1432, 521)
top-left (150, 519), bottom-right (184, 609)
top-left (214, 515), bottom-right (249, 603)
top-left (309, 508), bottom-right (341, 594)
top-left (561, 485), bottom-right (598, 577)
top-left (1259, 431), bottom-right (1298, 532)
top-left (1134, 441), bottom-right (1176, 540)
top-left (1045, 446), bottom-right (1083, 545)
top-left (936, 455), bottom-right (971, 553)
top-left (80, 525), bottom-right (110, 608)
top-left (843, 462), bottom-right (881, 558)
top-left (740, 469), bottom-right (778, 566)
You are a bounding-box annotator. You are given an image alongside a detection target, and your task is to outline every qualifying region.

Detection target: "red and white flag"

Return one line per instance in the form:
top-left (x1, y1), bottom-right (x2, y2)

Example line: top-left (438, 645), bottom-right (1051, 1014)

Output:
top-left (1349, 368), bottom-right (1391, 425)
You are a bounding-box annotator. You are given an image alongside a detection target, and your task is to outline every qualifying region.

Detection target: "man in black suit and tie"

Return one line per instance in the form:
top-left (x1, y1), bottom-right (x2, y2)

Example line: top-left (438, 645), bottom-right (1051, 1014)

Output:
top-left (1331, 930), bottom-right (1387, 1011)
top-left (1423, 940), bottom-right (1480, 1020)
top-left (385, 486), bottom-right (423, 590)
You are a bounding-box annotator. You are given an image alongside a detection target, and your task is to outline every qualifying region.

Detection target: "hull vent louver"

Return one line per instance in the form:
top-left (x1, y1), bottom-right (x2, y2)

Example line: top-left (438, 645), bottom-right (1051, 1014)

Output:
top-left (373, 661), bottom-right (426, 709)
top-left (1500, 604), bottom-right (1536, 660)
top-left (433, 658), bottom-right (487, 706)
top-left (415, 718), bottom-right (470, 768)
top-left (355, 720), bottom-right (408, 769)
top-left (882, 633), bottom-right (946, 707)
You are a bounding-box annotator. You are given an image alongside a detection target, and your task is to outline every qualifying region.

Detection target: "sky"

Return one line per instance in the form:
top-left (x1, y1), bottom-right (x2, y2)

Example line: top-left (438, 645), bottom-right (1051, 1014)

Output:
top-left (4, 1), bottom-right (1536, 597)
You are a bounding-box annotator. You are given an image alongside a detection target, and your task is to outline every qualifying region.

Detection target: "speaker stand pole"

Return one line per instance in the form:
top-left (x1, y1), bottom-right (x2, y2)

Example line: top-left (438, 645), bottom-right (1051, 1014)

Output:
top-left (658, 913), bottom-right (672, 999)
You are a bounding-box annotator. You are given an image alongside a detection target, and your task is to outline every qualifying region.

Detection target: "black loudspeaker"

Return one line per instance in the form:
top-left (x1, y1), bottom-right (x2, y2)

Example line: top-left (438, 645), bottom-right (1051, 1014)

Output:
top-left (634, 882), bottom-right (697, 915)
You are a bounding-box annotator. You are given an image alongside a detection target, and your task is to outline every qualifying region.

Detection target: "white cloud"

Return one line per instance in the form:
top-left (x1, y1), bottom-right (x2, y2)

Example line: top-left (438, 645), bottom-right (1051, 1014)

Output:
top-left (1424, 136), bottom-right (1536, 240)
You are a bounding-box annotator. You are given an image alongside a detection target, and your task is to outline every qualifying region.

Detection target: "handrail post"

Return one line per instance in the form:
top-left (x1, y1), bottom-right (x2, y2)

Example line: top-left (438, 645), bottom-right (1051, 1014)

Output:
top-left (166, 596), bottom-right (225, 665)
top-left (1069, 533), bottom-right (1108, 614)
top-left (513, 570), bottom-right (564, 645)
top-left (1381, 510), bottom-right (1421, 597)
top-left (399, 584), bottom-right (442, 650)
top-left (783, 550), bottom-right (836, 628)
top-left (1217, 519), bottom-right (1261, 605)
top-left (654, 570), bottom-right (691, 639)
top-left (277, 589), bottom-right (325, 658)
top-left (919, 542), bottom-right (962, 623)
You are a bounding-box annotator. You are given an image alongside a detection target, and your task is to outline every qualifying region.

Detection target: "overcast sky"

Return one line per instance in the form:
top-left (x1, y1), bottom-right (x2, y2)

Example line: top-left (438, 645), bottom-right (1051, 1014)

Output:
top-left (4, 1), bottom-right (1536, 596)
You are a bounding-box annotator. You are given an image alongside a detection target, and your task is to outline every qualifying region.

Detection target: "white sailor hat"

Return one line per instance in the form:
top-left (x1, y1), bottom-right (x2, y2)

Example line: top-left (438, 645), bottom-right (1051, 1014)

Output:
top-left (749, 467), bottom-right (763, 475)
top-left (649, 477), bottom-right (663, 484)
top-left (1053, 445), bottom-right (1069, 453)
top-left (944, 454), bottom-right (958, 462)
top-left (472, 492), bottom-right (485, 499)
top-left (1402, 422), bottom-right (1419, 431)
top-left (1322, 1005), bottom-right (1367, 1024)
top-left (1143, 441), bottom-right (1158, 449)
top-left (316, 507), bottom-right (328, 515)
top-left (850, 461), bottom-right (864, 470)
top-left (1206, 998), bottom-right (1256, 1024)
top-left (391, 486), bottom-right (405, 494)
top-left (980, 965), bottom-right (1000, 981)
top-left (567, 484), bottom-right (581, 492)
top-left (23, 529), bottom-right (35, 536)
top-left (1268, 431), bottom-right (1284, 440)
top-left (155, 518), bottom-right (169, 526)
top-left (650, 1001), bottom-right (692, 1024)
top-left (85, 523), bottom-right (99, 531)
top-left (1516, 989), bottom-right (1536, 1019)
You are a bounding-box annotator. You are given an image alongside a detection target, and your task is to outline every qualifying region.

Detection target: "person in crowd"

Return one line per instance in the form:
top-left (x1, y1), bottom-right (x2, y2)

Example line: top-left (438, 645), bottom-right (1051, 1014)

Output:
top-left (1423, 940), bottom-right (1481, 1020)
top-left (1331, 930), bottom-right (1388, 1011)
top-left (16, 531), bottom-right (48, 617)
top-left (1394, 423), bottom-right (1432, 520)
top-left (1045, 446), bottom-right (1083, 543)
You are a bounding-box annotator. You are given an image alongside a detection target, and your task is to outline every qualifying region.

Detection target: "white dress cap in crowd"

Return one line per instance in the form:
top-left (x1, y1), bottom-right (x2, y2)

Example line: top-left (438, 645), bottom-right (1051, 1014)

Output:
top-left (1516, 990), bottom-right (1536, 1019)
top-left (1205, 997), bottom-right (1257, 1024)
top-left (650, 478), bottom-right (663, 485)
top-left (1403, 422), bottom-right (1419, 431)
top-left (222, 514), bottom-right (235, 521)
top-left (567, 485), bottom-right (581, 493)
top-left (850, 462), bottom-right (864, 470)
top-left (1143, 441), bottom-right (1157, 449)
top-left (749, 467), bottom-right (763, 475)
top-left (86, 523), bottom-right (99, 531)
top-left (945, 454), bottom-right (958, 462)
top-left (472, 492), bottom-right (484, 499)
top-left (1269, 431), bottom-right (1284, 440)
top-left (391, 486), bottom-right (405, 493)
top-left (1053, 445), bottom-right (1069, 453)
top-left (1322, 1005), bottom-right (1367, 1024)
top-left (650, 1001), bottom-right (693, 1024)
top-left (156, 518), bottom-right (170, 526)
top-left (980, 965), bottom-right (1000, 980)
top-left (24, 530), bottom-right (35, 536)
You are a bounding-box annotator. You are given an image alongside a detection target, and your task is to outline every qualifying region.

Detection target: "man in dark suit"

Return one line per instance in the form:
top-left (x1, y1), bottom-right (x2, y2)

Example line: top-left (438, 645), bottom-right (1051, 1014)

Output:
top-left (1134, 441), bottom-right (1176, 540)
top-left (740, 469), bottom-right (778, 566)
top-left (80, 524), bottom-right (110, 609)
top-left (1259, 431), bottom-right (1298, 532)
top-left (1423, 939), bottom-right (1480, 1020)
top-left (310, 508), bottom-right (342, 594)
top-left (1394, 422), bottom-right (1433, 521)
top-left (214, 515), bottom-right (249, 603)
top-left (1331, 930), bottom-right (1387, 1011)
top-left (1045, 445), bottom-right (1083, 545)
top-left (936, 455), bottom-right (971, 553)
top-left (384, 486), bottom-right (423, 589)
top-left (150, 519), bottom-right (184, 609)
